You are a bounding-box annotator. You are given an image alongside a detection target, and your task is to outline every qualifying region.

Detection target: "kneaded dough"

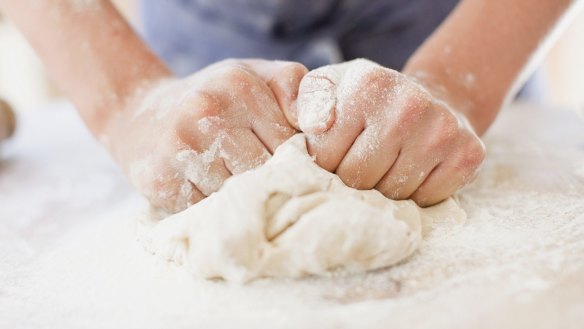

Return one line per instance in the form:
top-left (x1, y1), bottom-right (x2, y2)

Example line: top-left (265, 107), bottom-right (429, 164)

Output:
top-left (139, 134), bottom-right (465, 282)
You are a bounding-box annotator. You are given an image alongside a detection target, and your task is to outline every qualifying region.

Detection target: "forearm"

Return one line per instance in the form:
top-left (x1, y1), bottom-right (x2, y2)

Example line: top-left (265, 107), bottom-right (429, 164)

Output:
top-left (403, 0), bottom-right (580, 135)
top-left (0, 0), bottom-right (171, 136)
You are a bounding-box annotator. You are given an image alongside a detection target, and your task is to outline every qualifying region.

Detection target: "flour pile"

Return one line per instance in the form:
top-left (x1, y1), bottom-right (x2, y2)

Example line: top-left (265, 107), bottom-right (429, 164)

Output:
top-left (139, 134), bottom-right (465, 282)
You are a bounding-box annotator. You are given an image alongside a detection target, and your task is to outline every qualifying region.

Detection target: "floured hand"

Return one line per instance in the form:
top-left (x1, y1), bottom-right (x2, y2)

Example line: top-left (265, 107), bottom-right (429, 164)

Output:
top-left (289, 59), bottom-right (485, 207)
top-left (103, 59), bottom-right (307, 213)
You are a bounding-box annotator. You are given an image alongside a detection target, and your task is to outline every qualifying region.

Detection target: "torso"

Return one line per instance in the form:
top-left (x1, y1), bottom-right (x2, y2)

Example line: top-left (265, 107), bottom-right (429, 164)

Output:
top-left (140, 0), bottom-right (459, 75)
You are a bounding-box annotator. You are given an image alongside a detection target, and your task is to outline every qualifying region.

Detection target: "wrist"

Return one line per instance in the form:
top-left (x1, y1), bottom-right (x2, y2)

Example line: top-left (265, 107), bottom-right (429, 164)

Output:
top-left (82, 65), bottom-right (172, 137)
top-left (403, 65), bottom-right (498, 136)
top-left (98, 72), bottom-right (178, 163)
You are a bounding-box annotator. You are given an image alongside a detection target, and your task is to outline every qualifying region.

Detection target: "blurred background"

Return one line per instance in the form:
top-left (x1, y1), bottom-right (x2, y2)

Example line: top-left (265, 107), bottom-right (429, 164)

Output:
top-left (0, 0), bottom-right (583, 115)
top-left (0, 0), bottom-right (138, 113)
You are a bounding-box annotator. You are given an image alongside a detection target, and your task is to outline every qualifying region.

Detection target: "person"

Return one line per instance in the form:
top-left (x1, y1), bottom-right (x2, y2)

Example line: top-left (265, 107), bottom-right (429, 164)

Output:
top-left (0, 0), bottom-right (579, 213)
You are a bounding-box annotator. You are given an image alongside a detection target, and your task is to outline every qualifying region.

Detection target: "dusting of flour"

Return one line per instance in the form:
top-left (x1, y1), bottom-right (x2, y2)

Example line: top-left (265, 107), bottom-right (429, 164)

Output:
top-left (1, 104), bottom-right (584, 329)
top-left (138, 134), bottom-right (466, 282)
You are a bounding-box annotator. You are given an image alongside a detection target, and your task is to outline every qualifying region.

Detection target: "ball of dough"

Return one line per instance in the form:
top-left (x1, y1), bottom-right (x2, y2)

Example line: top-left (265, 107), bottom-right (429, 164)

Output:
top-left (139, 134), bottom-right (465, 282)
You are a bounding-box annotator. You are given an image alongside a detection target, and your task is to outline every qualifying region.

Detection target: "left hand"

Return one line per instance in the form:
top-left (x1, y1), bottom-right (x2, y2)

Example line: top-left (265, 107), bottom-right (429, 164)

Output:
top-left (287, 59), bottom-right (486, 207)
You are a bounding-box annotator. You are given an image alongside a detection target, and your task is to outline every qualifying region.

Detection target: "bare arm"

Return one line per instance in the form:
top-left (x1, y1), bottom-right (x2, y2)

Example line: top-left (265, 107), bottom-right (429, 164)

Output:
top-left (0, 0), bottom-right (307, 213)
top-left (0, 0), bottom-right (171, 136)
top-left (403, 0), bottom-right (582, 135)
top-left (290, 0), bottom-right (582, 206)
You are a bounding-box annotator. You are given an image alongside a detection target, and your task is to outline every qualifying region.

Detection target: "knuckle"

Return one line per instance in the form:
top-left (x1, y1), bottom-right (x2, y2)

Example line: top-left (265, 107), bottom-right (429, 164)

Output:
top-left (220, 65), bottom-right (255, 87)
top-left (427, 132), bottom-right (455, 153)
top-left (375, 178), bottom-right (403, 200)
top-left (175, 92), bottom-right (225, 139)
top-left (214, 58), bottom-right (238, 67)
top-left (456, 136), bottom-right (486, 171)
top-left (397, 94), bottom-right (432, 125)
top-left (144, 166), bottom-right (193, 213)
top-left (412, 192), bottom-right (447, 208)
top-left (410, 192), bottom-right (429, 207)
top-left (466, 138), bottom-right (487, 166)
top-left (347, 58), bottom-right (386, 78)
top-left (349, 58), bottom-right (376, 67)
top-left (376, 185), bottom-right (395, 200)
top-left (282, 62), bottom-right (309, 78)
top-left (347, 70), bottom-right (396, 105)
top-left (440, 111), bottom-right (461, 131)
top-left (191, 92), bottom-right (222, 119)
top-left (359, 66), bottom-right (393, 87)
top-left (131, 161), bottom-right (175, 202)
top-left (432, 130), bottom-right (456, 150)
top-left (427, 113), bottom-right (460, 148)
top-left (340, 174), bottom-right (372, 190)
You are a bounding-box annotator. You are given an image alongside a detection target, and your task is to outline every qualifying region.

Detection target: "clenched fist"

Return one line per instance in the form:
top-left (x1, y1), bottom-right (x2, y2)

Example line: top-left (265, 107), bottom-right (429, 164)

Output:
top-left (290, 59), bottom-right (485, 207)
top-left (103, 59), bottom-right (307, 213)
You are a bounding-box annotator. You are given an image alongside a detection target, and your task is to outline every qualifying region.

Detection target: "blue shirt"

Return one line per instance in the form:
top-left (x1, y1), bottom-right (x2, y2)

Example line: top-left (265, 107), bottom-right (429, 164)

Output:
top-left (140, 0), bottom-right (458, 76)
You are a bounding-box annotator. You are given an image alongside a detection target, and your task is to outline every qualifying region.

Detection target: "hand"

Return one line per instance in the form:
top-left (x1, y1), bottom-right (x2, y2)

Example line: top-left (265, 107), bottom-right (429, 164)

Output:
top-left (289, 59), bottom-right (485, 207)
top-left (104, 59), bottom-right (307, 213)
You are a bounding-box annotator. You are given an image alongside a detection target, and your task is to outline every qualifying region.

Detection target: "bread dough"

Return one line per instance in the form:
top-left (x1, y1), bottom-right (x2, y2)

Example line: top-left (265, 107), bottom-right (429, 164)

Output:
top-left (139, 134), bottom-right (466, 282)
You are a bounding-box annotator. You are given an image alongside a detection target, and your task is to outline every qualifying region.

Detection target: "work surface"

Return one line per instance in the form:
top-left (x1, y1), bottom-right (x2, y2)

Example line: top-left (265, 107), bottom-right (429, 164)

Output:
top-left (1, 102), bottom-right (583, 329)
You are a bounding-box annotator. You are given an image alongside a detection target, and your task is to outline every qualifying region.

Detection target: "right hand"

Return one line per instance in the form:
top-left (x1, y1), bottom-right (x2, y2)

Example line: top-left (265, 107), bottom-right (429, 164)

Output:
top-left (288, 59), bottom-right (485, 207)
top-left (103, 59), bottom-right (307, 213)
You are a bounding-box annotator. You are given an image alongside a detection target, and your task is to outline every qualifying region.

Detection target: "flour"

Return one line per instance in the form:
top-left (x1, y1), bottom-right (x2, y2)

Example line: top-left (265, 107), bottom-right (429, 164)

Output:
top-left (2, 100), bottom-right (584, 329)
top-left (576, 160), bottom-right (584, 179)
top-left (297, 72), bottom-right (337, 133)
top-left (297, 59), bottom-right (390, 134)
top-left (463, 72), bottom-right (476, 88)
top-left (176, 136), bottom-right (225, 196)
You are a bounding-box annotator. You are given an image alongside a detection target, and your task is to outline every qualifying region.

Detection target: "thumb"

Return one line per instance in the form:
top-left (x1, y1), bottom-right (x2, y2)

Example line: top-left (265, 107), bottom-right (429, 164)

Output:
top-left (297, 68), bottom-right (339, 135)
top-left (237, 59), bottom-right (308, 130)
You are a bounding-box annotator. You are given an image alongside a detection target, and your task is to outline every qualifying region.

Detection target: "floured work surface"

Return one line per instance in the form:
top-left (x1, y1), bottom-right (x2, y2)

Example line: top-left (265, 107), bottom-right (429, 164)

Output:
top-left (1, 102), bottom-right (583, 328)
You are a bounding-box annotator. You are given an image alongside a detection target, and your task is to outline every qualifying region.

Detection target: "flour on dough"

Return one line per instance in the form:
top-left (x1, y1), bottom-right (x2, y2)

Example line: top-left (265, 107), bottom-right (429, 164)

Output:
top-left (138, 134), bottom-right (466, 282)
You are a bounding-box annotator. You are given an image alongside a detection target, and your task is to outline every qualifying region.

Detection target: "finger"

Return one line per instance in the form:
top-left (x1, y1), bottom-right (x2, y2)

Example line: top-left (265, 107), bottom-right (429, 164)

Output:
top-left (246, 79), bottom-right (297, 154)
top-left (206, 60), bottom-right (296, 153)
top-left (297, 71), bottom-right (339, 134)
top-left (269, 64), bottom-right (307, 131)
top-left (142, 172), bottom-right (206, 214)
top-left (238, 59), bottom-right (304, 83)
top-left (409, 162), bottom-right (464, 207)
top-left (239, 59), bottom-right (308, 129)
top-left (296, 59), bottom-right (389, 135)
top-left (163, 178), bottom-right (207, 211)
top-left (295, 67), bottom-right (364, 172)
top-left (187, 181), bottom-right (207, 205)
top-left (178, 138), bottom-right (233, 196)
top-left (334, 124), bottom-right (401, 190)
top-left (375, 148), bottom-right (441, 201)
top-left (411, 138), bottom-right (485, 207)
top-left (298, 60), bottom-right (394, 172)
top-left (220, 128), bottom-right (271, 175)
top-left (304, 112), bottom-right (364, 172)
top-left (190, 157), bottom-right (232, 197)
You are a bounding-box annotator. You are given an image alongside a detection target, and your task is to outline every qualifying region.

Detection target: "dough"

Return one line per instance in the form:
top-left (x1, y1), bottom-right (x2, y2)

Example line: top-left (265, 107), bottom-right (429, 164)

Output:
top-left (139, 134), bottom-right (465, 282)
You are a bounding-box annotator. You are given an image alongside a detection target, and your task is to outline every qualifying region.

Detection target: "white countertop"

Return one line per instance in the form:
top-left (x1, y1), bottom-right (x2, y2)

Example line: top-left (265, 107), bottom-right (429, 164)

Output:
top-left (1, 102), bottom-right (583, 329)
